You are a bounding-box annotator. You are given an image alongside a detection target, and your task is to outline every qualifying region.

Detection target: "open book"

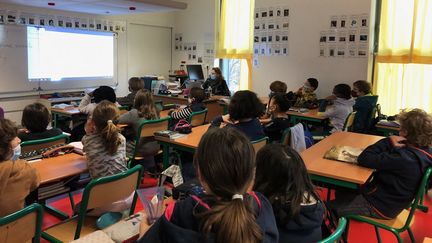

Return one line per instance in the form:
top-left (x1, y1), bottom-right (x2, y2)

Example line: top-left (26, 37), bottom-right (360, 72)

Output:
top-left (323, 145), bottom-right (364, 164)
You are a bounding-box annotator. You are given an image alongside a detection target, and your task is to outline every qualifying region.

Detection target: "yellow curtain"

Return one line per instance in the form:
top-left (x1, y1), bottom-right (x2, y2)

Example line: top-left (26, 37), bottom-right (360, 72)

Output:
top-left (216, 0), bottom-right (255, 89)
top-left (375, 0), bottom-right (432, 114)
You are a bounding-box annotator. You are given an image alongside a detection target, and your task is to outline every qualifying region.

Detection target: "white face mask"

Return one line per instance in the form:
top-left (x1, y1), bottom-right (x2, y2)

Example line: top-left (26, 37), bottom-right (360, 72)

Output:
top-left (11, 144), bottom-right (21, 161)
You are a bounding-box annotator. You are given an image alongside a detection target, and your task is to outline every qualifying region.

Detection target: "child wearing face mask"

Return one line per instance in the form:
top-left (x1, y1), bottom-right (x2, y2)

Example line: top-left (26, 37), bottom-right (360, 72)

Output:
top-left (293, 78), bottom-right (319, 108)
top-left (169, 87), bottom-right (207, 127)
top-left (264, 94), bottom-right (292, 143)
top-left (0, 118), bottom-right (40, 217)
top-left (202, 67), bottom-right (231, 96)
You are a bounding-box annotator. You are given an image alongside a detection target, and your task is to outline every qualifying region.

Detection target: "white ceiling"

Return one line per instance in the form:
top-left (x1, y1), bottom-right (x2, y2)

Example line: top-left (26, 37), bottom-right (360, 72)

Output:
top-left (0, 0), bottom-right (188, 15)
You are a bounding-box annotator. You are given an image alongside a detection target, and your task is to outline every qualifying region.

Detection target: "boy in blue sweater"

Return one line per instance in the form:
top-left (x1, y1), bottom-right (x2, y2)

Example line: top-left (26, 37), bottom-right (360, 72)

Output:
top-left (329, 109), bottom-right (432, 219)
top-left (351, 80), bottom-right (378, 133)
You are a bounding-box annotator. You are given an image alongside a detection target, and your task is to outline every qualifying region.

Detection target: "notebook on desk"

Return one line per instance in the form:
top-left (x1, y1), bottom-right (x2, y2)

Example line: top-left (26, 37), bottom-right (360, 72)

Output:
top-left (323, 145), bottom-right (363, 164)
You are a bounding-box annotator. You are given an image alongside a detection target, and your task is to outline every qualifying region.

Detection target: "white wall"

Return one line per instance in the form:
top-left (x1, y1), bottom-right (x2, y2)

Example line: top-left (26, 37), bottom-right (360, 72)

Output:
top-left (253, 0), bottom-right (372, 98)
top-left (171, 0), bottom-right (215, 76)
top-left (170, 0), bottom-right (373, 98)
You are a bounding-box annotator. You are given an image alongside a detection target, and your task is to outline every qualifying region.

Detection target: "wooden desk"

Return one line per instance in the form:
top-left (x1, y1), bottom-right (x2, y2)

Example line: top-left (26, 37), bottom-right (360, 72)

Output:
top-left (287, 108), bottom-right (326, 124)
top-left (156, 124), bottom-right (210, 168)
top-left (423, 237), bottom-right (432, 243)
top-left (30, 153), bottom-right (87, 185)
top-left (375, 124), bottom-right (400, 136)
top-left (301, 131), bottom-right (382, 189)
top-left (51, 107), bottom-right (82, 128)
top-left (154, 95), bottom-right (225, 123)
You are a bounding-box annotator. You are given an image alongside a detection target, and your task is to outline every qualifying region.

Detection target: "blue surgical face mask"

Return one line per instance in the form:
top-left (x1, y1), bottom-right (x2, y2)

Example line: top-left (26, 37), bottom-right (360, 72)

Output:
top-left (11, 144), bottom-right (21, 161)
top-left (210, 74), bottom-right (216, 80)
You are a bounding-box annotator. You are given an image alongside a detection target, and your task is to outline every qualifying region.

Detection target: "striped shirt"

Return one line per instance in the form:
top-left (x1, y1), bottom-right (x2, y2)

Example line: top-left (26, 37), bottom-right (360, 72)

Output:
top-left (82, 133), bottom-right (128, 179)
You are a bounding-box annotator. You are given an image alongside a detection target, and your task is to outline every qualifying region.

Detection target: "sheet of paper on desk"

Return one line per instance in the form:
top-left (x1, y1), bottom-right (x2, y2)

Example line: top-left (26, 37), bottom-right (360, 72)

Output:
top-left (52, 103), bottom-right (74, 109)
top-left (69, 141), bottom-right (84, 155)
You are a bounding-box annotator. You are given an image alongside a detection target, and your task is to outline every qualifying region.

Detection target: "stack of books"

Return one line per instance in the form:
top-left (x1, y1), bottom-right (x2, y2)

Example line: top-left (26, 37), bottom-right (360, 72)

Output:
top-left (154, 130), bottom-right (187, 140)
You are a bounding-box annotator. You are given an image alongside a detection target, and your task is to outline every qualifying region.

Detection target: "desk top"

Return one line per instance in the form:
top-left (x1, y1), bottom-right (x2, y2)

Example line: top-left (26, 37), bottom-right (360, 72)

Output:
top-left (154, 94), bottom-right (227, 104)
top-left (30, 153), bottom-right (87, 185)
top-left (375, 124), bottom-right (400, 131)
top-left (423, 238), bottom-right (432, 243)
top-left (155, 124), bottom-right (210, 149)
top-left (51, 107), bottom-right (81, 116)
top-left (301, 131), bottom-right (382, 185)
top-left (287, 108), bottom-right (325, 120)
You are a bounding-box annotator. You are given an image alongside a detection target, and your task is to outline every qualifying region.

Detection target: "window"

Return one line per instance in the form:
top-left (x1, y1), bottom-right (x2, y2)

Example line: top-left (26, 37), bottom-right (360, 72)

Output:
top-left (374, 0), bottom-right (432, 114)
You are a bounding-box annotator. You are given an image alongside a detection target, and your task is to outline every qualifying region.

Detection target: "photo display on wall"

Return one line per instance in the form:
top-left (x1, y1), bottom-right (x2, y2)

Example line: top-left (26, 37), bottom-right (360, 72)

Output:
top-left (0, 8), bottom-right (126, 33)
top-left (253, 5), bottom-right (290, 57)
top-left (319, 14), bottom-right (369, 58)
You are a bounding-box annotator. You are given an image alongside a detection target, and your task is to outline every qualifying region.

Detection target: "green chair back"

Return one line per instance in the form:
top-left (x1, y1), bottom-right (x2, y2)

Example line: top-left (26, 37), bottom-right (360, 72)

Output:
top-left (342, 111), bottom-right (357, 132)
top-left (251, 137), bottom-right (269, 154)
top-left (346, 167), bottom-right (432, 243)
top-left (21, 133), bottom-right (70, 154)
top-left (318, 217), bottom-right (347, 243)
top-left (130, 117), bottom-right (170, 164)
top-left (0, 203), bottom-right (43, 243)
top-left (188, 108), bottom-right (208, 127)
top-left (51, 165), bottom-right (142, 241)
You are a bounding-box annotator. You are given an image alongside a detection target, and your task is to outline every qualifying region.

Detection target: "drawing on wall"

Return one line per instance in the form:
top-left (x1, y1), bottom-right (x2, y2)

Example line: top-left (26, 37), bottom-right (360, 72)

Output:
top-left (253, 5), bottom-right (289, 57)
top-left (319, 13), bottom-right (369, 58)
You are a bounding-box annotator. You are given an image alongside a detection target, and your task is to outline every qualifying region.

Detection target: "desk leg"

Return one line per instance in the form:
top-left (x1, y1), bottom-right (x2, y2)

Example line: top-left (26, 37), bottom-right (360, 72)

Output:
top-left (52, 113), bottom-right (58, 128)
top-left (162, 143), bottom-right (170, 169)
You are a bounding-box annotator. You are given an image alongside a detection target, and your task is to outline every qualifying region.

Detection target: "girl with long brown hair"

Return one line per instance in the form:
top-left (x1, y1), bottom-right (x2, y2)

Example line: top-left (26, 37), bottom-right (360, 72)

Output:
top-left (138, 127), bottom-right (279, 243)
top-left (118, 89), bottom-right (161, 165)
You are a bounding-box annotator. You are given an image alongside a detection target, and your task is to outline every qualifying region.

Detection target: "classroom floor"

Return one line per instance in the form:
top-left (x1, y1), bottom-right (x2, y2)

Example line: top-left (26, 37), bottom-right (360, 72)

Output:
top-left (40, 177), bottom-right (432, 243)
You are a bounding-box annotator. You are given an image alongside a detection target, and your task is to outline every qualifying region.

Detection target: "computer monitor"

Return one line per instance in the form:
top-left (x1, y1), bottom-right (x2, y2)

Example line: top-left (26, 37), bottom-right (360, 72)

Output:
top-left (142, 76), bottom-right (158, 90)
top-left (186, 64), bottom-right (204, 81)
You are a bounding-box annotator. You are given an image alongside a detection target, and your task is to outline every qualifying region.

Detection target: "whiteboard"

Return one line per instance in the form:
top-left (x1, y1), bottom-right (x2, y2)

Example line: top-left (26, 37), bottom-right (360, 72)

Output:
top-left (127, 23), bottom-right (172, 77)
top-left (0, 24), bottom-right (117, 95)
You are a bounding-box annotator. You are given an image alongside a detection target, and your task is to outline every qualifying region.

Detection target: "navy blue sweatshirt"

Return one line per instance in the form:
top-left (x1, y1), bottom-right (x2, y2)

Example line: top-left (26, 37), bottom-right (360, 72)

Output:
top-left (352, 95), bottom-right (378, 132)
top-left (210, 117), bottom-right (265, 141)
top-left (358, 138), bottom-right (432, 218)
top-left (139, 192), bottom-right (279, 243)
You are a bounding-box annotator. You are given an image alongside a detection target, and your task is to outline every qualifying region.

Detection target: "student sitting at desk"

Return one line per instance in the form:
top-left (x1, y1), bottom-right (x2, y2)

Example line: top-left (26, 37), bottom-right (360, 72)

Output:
top-left (82, 101), bottom-right (130, 215)
top-left (117, 77), bottom-right (144, 109)
top-left (210, 90), bottom-right (265, 141)
top-left (328, 109), bottom-right (432, 220)
top-left (254, 144), bottom-right (325, 243)
top-left (318, 84), bottom-right (354, 133)
top-left (293, 78), bottom-right (319, 108)
top-left (18, 103), bottom-right (63, 142)
top-left (351, 80), bottom-right (378, 133)
top-left (261, 80), bottom-right (288, 124)
top-left (263, 93), bottom-right (291, 143)
top-left (0, 118), bottom-right (40, 217)
top-left (202, 67), bottom-right (230, 96)
top-left (78, 85), bottom-right (118, 117)
top-left (138, 127), bottom-right (279, 242)
top-left (118, 89), bottom-right (160, 166)
top-left (169, 87), bottom-right (206, 125)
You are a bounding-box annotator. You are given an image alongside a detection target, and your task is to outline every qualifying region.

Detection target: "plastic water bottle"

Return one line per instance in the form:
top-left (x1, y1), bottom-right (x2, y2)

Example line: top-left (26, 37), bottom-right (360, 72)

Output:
top-left (207, 86), bottom-right (212, 97)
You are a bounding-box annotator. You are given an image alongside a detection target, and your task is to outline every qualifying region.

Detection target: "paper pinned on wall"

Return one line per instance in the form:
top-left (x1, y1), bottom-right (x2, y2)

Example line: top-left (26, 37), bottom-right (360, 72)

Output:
top-left (349, 15), bottom-right (359, 28)
top-left (330, 15), bottom-right (338, 28)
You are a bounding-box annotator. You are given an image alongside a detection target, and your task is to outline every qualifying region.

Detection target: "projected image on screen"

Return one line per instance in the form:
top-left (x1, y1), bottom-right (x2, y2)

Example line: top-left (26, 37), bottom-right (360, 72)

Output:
top-left (27, 27), bottom-right (114, 81)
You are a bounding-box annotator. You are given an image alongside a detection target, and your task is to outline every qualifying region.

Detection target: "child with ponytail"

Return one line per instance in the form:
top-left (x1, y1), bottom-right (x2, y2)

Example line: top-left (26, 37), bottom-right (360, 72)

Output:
top-left (83, 100), bottom-right (128, 178)
top-left (81, 101), bottom-right (130, 215)
top-left (264, 93), bottom-right (292, 143)
top-left (138, 127), bottom-right (279, 243)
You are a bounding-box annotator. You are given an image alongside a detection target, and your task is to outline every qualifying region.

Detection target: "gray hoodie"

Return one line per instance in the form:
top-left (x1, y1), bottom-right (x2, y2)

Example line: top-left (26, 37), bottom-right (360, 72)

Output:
top-left (321, 98), bottom-right (355, 133)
